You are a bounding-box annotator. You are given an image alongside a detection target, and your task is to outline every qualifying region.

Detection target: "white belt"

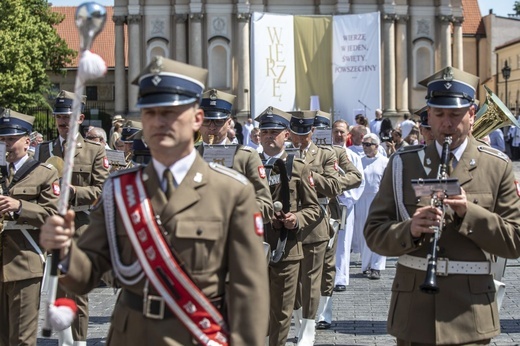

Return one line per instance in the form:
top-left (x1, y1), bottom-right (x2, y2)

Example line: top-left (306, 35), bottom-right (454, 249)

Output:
top-left (398, 254), bottom-right (491, 276)
top-left (3, 220), bottom-right (37, 230)
top-left (71, 205), bottom-right (91, 213)
top-left (318, 197), bottom-right (329, 205)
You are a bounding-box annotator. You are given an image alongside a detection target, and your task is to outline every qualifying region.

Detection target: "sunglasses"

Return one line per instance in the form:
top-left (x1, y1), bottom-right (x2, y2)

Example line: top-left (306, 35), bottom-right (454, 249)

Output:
top-left (362, 142), bottom-right (376, 147)
top-left (202, 119), bottom-right (228, 127)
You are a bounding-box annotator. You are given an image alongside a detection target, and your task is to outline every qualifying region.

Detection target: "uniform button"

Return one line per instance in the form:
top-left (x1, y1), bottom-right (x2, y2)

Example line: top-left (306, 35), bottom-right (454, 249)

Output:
top-left (473, 199), bottom-right (478, 204)
top-left (468, 230), bottom-right (473, 234)
top-left (196, 229), bottom-right (203, 236)
top-left (400, 242), bottom-right (406, 247)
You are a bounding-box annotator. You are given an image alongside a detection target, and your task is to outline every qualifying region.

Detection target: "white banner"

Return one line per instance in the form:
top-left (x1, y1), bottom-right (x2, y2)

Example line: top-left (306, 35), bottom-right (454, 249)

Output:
top-left (332, 13), bottom-right (381, 127)
top-left (251, 12), bottom-right (295, 120)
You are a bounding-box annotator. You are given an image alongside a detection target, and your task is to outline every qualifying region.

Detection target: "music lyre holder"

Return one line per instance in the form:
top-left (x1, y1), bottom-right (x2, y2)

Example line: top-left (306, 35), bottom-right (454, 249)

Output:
top-left (358, 99), bottom-right (371, 116)
top-left (411, 178), bottom-right (461, 199)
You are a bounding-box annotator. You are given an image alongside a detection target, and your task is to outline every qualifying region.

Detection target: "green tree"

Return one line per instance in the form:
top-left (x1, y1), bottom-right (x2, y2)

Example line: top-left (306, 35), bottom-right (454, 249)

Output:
top-left (515, 1), bottom-right (520, 15)
top-left (0, 0), bottom-right (75, 110)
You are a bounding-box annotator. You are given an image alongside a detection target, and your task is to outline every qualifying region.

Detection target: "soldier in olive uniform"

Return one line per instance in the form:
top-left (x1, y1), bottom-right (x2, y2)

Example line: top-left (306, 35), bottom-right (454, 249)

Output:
top-left (198, 89), bottom-right (273, 222)
top-left (120, 120), bottom-right (142, 168)
top-left (312, 111), bottom-right (362, 330)
top-left (364, 67), bottom-right (520, 345)
top-left (256, 107), bottom-right (321, 346)
top-left (34, 90), bottom-right (109, 346)
top-left (40, 57), bottom-right (269, 345)
top-left (288, 110), bottom-right (342, 346)
top-left (0, 110), bottom-right (60, 345)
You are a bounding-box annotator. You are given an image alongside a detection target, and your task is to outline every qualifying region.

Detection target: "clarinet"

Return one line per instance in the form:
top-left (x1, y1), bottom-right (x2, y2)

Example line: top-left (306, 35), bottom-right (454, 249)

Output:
top-left (419, 136), bottom-right (452, 294)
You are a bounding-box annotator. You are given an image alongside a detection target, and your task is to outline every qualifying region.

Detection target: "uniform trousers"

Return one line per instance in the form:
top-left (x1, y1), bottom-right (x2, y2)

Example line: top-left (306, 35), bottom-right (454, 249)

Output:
top-left (320, 231), bottom-right (339, 296)
top-left (295, 241), bottom-right (327, 318)
top-left (0, 277), bottom-right (41, 346)
top-left (397, 339), bottom-right (490, 346)
top-left (268, 260), bottom-right (300, 346)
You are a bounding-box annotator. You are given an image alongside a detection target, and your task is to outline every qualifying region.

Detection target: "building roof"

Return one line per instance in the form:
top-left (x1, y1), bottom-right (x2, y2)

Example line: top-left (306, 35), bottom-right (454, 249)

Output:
top-left (496, 37), bottom-right (520, 50)
top-left (52, 6), bottom-right (127, 69)
top-left (462, 0), bottom-right (486, 36)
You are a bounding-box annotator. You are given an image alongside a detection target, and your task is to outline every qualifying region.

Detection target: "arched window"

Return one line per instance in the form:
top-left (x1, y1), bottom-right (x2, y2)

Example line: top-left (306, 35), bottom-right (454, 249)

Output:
top-left (208, 37), bottom-right (231, 89)
top-left (147, 38), bottom-right (169, 63)
top-left (412, 39), bottom-right (434, 88)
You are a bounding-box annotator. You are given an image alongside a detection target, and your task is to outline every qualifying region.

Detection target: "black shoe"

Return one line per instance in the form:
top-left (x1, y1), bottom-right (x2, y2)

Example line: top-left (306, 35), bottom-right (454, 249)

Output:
top-left (333, 285), bottom-right (346, 292)
top-left (362, 269), bottom-right (371, 276)
top-left (369, 269), bottom-right (381, 280)
top-left (317, 321), bottom-right (331, 330)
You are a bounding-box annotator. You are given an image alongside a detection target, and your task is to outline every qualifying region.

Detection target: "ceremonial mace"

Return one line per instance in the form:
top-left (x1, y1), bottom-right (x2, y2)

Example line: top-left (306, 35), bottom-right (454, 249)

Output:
top-left (42, 2), bottom-right (107, 336)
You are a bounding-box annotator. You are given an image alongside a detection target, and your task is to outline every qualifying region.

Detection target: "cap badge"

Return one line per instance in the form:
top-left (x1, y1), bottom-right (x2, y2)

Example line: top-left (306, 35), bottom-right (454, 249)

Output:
top-left (442, 67), bottom-right (453, 82)
top-left (299, 119), bottom-right (304, 124)
top-left (2, 109), bottom-right (9, 118)
top-left (209, 90), bottom-right (218, 100)
top-left (444, 82), bottom-right (452, 90)
top-left (150, 56), bottom-right (163, 74)
top-left (267, 107), bottom-right (273, 115)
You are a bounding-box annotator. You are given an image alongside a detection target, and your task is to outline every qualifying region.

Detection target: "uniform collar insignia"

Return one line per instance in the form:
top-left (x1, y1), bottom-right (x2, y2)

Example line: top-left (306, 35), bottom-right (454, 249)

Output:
top-left (469, 159), bottom-right (476, 166)
top-left (426, 158), bottom-right (431, 165)
top-left (194, 172), bottom-right (203, 183)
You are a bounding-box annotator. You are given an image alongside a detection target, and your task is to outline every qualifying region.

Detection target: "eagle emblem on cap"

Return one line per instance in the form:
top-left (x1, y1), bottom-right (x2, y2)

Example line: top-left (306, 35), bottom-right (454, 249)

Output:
top-left (2, 109), bottom-right (10, 118)
top-left (267, 107), bottom-right (273, 115)
top-left (209, 89), bottom-right (218, 100)
top-left (442, 67), bottom-right (453, 82)
top-left (150, 56), bottom-right (163, 74)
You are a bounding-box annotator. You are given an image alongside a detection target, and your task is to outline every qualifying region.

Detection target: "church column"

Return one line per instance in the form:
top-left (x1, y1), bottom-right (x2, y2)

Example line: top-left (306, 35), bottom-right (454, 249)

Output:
top-left (395, 16), bottom-right (409, 114)
top-left (383, 13), bottom-right (397, 116)
top-left (127, 15), bottom-right (141, 115)
top-left (112, 15), bottom-right (126, 114)
top-left (236, 12), bottom-right (251, 116)
top-left (438, 15), bottom-right (452, 68)
top-left (175, 14), bottom-right (188, 63)
top-left (189, 13), bottom-right (204, 67)
top-left (452, 17), bottom-right (464, 70)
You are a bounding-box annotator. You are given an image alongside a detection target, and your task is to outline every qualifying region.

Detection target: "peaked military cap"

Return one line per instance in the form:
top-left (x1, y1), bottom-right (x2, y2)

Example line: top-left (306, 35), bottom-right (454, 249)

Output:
top-left (200, 89), bottom-right (236, 120)
top-left (255, 107), bottom-right (291, 130)
top-left (133, 56), bottom-right (208, 109)
top-left (419, 66), bottom-right (479, 109)
top-left (53, 90), bottom-right (87, 115)
top-left (314, 110), bottom-right (331, 128)
top-left (414, 106), bottom-right (429, 128)
top-left (121, 120), bottom-right (142, 143)
top-left (289, 110), bottom-right (316, 135)
top-left (0, 109), bottom-right (34, 136)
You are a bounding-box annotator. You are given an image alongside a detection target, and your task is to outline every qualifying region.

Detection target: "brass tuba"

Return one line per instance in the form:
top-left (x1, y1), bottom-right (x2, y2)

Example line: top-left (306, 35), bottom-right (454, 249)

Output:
top-left (472, 85), bottom-right (520, 139)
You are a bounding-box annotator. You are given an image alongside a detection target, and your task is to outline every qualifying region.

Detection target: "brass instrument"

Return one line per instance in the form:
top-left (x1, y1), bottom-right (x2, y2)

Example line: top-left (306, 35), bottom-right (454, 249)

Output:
top-left (472, 85), bottom-right (520, 139)
top-left (46, 156), bottom-right (64, 178)
top-left (194, 130), bottom-right (203, 146)
top-left (208, 134), bottom-right (215, 145)
top-left (420, 136), bottom-right (452, 294)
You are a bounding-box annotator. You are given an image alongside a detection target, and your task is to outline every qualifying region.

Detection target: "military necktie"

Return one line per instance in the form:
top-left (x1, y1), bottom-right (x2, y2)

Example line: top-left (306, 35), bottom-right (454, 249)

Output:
top-left (163, 169), bottom-right (175, 199)
top-left (62, 140), bottom-right (67, 158)
top-left (299, 149), bottom-right (306, 161)
top-left (7, 163), bottom-right (15, 185)
top-left (448, 153), bottom-right (456, 176)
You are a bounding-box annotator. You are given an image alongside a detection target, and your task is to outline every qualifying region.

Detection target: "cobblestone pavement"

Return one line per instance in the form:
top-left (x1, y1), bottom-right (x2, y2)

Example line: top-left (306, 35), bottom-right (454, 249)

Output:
top-left (35, 162), bottom-right (520, 345)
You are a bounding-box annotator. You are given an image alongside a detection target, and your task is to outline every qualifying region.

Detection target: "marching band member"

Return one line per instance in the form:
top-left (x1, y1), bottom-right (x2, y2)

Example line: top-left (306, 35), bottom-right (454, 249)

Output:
top-left (40, 57), bottom-right (269, 345)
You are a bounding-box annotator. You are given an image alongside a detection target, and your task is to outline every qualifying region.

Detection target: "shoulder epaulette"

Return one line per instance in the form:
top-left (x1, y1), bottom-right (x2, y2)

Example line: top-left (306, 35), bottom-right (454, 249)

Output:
top-left (41, 163), bottom-right (55, 170)
top-left (395, 144), bottom-right (425, 155)
top-left (84, 139), bottom-right (102, 146)
top-left (239, 145), bottom-right (253, 153)
top-left (317, 145), bottom-right (334, 152)
top-left (109, 165), bottom-right (141, 178)
top-left (209, 162), bottom-right (249, 185)
top-left (477, 145), bottom-right (509, 162)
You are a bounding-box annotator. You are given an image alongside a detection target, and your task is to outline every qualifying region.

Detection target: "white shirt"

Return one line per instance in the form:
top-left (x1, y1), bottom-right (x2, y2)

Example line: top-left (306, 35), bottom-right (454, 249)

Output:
top-left (152, 148), bottom-right (197, 189)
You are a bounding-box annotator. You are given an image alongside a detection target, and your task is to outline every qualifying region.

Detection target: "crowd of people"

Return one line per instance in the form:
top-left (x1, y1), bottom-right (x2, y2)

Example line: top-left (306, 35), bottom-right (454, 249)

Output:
top-left (1, 59), bottom-right (520, 346)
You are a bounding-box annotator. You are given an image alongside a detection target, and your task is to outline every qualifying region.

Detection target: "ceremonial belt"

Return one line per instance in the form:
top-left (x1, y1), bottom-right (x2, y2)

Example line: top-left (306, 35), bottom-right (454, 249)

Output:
top-left (71, 205), bottom-right (91, 213)
top-left (398, 254), bottom-right (491, 276)
top-left (2, 222), bottom-right (45, 264)
top-left (113, 171), bottom-right (229, 346)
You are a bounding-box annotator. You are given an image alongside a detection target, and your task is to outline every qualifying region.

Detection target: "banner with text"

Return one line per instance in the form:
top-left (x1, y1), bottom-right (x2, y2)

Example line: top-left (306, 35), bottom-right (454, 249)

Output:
top-left (332, 13), bottom-right (381, 126)
top-left (251, 13), bottom-right (295, 120)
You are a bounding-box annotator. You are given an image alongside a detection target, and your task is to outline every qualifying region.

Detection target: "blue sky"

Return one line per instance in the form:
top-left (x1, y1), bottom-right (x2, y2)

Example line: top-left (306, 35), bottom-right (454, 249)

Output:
top-left (49, 0), bottom-right (515, 17)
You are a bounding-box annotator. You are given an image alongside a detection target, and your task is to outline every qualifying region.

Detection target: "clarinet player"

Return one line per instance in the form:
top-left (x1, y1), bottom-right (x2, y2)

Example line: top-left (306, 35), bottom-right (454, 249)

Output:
top-left (364, 66), bottom-right (520, 345)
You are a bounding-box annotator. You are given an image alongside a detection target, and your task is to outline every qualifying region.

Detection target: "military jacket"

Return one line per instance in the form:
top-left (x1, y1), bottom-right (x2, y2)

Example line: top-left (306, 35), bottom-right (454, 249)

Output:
top-left (197, 141), bottom-right (273, 222)
top-left (364, 137), bottom-right (520, 344)
top-left (261, 152), bottom-right (321, 261)
top-left (1, 161), bottom-right (59, 282)
top-left (60, 154), bottom-right (269, 345)
top-left (300, 142), bottom-right (342, 243)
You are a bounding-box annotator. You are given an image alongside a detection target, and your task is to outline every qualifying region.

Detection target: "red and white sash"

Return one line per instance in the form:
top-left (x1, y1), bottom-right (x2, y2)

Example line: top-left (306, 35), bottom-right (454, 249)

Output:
top-left (113, 170), bottom-right (229, 346)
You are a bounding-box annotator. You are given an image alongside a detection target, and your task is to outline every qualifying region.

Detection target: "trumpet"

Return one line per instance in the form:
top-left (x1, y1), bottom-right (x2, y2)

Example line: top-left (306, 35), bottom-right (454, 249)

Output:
top-left (208, 134), bottom-right (215, 145)
top-left (419, 135), bottom-right (452, 294)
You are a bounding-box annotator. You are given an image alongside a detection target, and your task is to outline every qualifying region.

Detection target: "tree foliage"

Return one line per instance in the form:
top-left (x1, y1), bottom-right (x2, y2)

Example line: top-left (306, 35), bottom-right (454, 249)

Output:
top-left (0, 0), bottom-right (76, 110)
top-left (515, 1), bottom-right (520, 15)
